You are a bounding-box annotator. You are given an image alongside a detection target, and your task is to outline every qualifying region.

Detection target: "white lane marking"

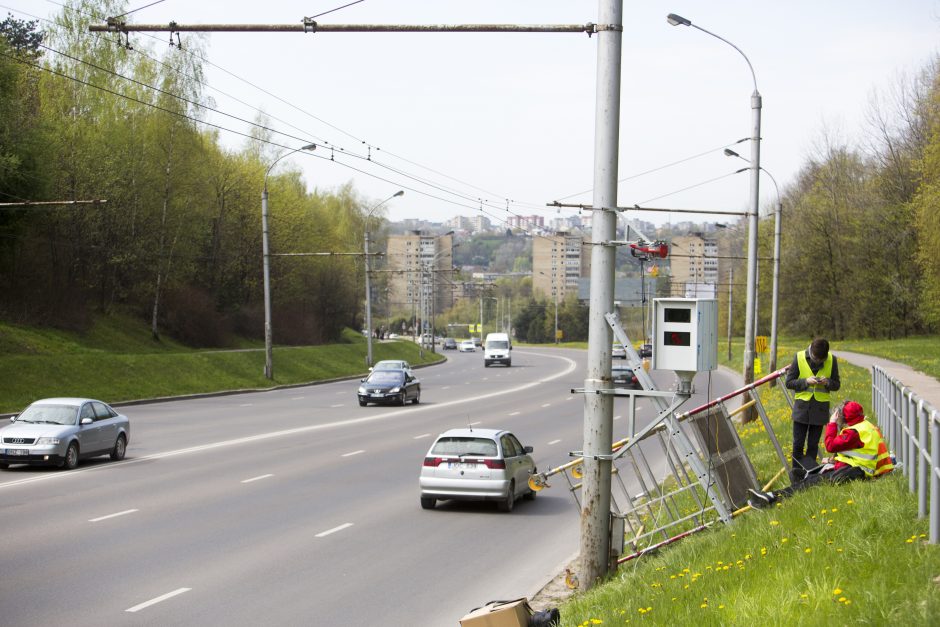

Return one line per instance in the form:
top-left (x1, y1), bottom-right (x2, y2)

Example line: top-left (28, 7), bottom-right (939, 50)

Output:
top-left (414, 433), bottom-right (431, 439)
top-left (241, 474), bottom-right (274, 484)
top-left (239, 403), bottom-right (252, 407)
top-left (442, 386), bottom-right (451, 390)
top-left (548, 439), bottom-right (562, 445)
top-left (541, 403), bottom-right (551, 408)
top-left (566, 396), bottom-right (574, 401)
top-left (0, 350), bottom-right (578, 491)
top-left (126, 588), bottom-right (191, 613)
top-left (335, 391), bottom-right (345, 395)
top-left (316, 523), bottom-right (353, 538)
top-left (89, 509), bottom-right (138, 523)
top-left (341, 450), bottom-right (365, 457)
top-left (330, 404), bottom-right (344, 408)
top-left (509, 411), bottom-right (520, 416)
top-left (469, 421), bottom-right (482, 426)
top-left (291, 396), bottom-right (305, 400)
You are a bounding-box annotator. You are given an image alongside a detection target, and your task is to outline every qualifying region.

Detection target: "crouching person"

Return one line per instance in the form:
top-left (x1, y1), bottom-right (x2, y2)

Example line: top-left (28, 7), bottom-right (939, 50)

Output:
top-left (748, 400), bottom-right (893, 507)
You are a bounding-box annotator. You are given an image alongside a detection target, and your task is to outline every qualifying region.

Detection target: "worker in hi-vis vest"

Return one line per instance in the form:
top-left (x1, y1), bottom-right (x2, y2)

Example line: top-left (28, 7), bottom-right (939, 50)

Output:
top-left (784, 338), bottom-right (841, 480)
top-left (747, 400), bottom-right (893, 508)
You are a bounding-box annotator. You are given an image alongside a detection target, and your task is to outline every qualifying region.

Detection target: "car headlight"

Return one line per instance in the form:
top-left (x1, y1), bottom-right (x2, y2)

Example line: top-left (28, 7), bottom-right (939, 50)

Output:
top-left (36, 437), bottom-right (60, 445)
top-left (389, 387), bottom-right (400, 393)
top-left (358, 387), bottom-right (366, 394)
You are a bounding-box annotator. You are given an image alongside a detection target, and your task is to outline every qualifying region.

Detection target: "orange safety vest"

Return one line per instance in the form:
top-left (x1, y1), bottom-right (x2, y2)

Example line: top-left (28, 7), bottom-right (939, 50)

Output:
top-left (833, 419), bottom-right (894, 476)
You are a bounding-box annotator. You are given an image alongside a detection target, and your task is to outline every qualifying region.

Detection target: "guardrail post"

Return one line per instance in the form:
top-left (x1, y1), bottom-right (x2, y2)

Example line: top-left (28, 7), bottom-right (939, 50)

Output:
top-left (931, 414), bottom-right (938, 544)
top-left (919, 400), bottom-right (927, 519)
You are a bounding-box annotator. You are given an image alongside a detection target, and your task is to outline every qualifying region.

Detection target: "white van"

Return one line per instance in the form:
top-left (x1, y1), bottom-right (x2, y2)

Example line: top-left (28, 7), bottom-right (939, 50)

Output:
top-left (483, 332), bottom-right (512, 367)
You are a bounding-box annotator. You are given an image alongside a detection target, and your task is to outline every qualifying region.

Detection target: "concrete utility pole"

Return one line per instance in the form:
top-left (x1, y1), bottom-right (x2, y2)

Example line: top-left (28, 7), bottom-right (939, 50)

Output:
top-left (580, 0), bottom-right (623, 587)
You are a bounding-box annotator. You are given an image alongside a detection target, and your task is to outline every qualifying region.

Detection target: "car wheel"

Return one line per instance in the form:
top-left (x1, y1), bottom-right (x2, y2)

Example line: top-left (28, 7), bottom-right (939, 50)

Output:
top-left (110, 434), bottom-right (127, 461)
top-left (359, 399), bottom-right (367, 407)
top-left (412, 390), bottom-right (420, 405)
top-left (399, 392), bottom-right (407, 406)
top-left (63, 442), bottom-right (79, 470)
top-left (420, 496), bottom-right (436, 510)
top-left (0, 462), bottom-right (8, 470)
top-left (498, 480), bottom-right (515, 512)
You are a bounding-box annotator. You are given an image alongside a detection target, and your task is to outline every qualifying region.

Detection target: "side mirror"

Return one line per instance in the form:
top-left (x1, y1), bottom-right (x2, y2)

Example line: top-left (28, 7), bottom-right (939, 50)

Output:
top-left (524, 446), bottom-right (534, 454)
top-left (360, 378), bottom-right (366, 383)
top-left (80, 417), bottom-right (93, 426)
top-left (9, 416), bottom-right (16, 422)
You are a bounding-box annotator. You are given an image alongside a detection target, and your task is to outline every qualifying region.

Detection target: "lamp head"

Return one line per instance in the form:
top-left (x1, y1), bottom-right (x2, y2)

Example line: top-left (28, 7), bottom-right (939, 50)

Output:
top-left (301, 143), bottom-right (317, 151)
top-left (666, 13), bottom-right (692, 27)
top-left (393, 190), bottom-right (404, 197)
top-left (723, 148), bottom-right (740, 158)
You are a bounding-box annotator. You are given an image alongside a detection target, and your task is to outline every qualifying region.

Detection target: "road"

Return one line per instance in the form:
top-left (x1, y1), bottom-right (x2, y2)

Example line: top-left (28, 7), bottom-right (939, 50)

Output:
top-left (0, 347), bottom-right (738, 626)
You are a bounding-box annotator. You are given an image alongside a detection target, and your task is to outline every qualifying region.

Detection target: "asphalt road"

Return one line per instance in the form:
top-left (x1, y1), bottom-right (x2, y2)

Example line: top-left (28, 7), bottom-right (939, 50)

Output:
top-left (0, 347), bottom-right (738, 626)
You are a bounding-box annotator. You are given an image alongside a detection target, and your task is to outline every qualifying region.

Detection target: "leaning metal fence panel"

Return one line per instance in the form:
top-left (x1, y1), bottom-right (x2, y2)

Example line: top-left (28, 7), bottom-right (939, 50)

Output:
top-left (871, 365), bottom-right (939, 544)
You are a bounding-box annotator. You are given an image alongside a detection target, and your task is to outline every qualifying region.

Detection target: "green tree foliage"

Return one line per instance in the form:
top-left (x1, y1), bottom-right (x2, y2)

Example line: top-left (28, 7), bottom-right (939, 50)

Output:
top-left (912, 69), bottom-right (940, 326)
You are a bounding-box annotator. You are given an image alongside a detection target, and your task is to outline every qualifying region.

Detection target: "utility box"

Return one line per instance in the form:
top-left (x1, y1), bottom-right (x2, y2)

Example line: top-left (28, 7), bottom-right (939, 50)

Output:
top-left (652, 298), bottom-right (717, 373)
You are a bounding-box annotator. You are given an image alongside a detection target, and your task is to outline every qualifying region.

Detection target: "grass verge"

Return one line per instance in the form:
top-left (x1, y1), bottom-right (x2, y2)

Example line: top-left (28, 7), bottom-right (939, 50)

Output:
top-left (556, 339), bottom-right (940, 626)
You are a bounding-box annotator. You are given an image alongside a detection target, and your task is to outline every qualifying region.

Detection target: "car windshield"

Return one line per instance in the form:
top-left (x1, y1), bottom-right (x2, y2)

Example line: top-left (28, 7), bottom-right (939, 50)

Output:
top-left (367, 371), bottom-right (405, 385)
top-left (374, 361), bottom-right (405, 371)
top-left (486, 340), bottom-right (509, 350)
top-left (16, 404), bottom-right (78, 425)
top-left (431, 437), bottom-right (499, 457)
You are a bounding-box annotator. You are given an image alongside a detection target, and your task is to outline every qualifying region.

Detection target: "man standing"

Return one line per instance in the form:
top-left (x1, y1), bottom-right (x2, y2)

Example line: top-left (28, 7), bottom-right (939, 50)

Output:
top-left (785, 338), bottom-right (840, 480)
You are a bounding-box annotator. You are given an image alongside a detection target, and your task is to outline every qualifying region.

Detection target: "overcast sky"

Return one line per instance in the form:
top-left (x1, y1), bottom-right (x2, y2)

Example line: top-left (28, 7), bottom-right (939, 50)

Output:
top-left (13, 1), bottom-right (940, 228)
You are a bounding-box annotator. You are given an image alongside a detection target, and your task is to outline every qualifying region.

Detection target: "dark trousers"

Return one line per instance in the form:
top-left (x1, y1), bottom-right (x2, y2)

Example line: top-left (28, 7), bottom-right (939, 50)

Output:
top-left (776, 464), bottom-right (866, 499)
top-left (792, 422), bottom-right (824, 468)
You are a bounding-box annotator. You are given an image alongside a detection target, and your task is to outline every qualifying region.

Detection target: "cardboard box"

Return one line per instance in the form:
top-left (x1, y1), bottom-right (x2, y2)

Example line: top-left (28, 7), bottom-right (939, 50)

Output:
top-left (459, 598), bottom-right (532, 627)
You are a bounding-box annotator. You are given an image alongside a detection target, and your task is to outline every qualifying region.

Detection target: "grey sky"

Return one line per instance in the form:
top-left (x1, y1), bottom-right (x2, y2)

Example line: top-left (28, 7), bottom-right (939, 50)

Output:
top-left (14, 1), bottom-right (940, 226)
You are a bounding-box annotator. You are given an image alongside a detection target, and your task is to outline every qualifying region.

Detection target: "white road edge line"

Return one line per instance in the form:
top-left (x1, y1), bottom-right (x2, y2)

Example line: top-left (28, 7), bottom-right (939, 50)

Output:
top-left (0, 350), bottom-right (577, 491)
top-left (548, 439), bottom-right (561, 445)
top-left (414, 433), bottom-right (431, 439)
top-left (341, 450), bottom-right (365, 457)
top-left (541, 403), bottom-right (551, 408)
top-left (126, 588), bottom-right (191, 613)
top-left (316, 522), bottom-right (353, 538)
top-left (469, 421), bottom-right (482, 426)
top-left (88, 509), bottom-right (138, 523)
top-left (241, 474), bottom-right (274, 484)
top-left (509, 411), bottom-right (521, 416)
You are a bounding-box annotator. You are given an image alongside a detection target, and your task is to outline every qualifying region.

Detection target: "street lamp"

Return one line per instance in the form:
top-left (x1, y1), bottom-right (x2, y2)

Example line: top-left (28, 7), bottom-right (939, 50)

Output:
top-left (262, 142), bottom-right (316, 380)
top-left (668, 12), bottom-right (761, 408)
top-left (725, 148), bottom-right (783, 372)
top-left (365, 190), bottom-right (404, 368)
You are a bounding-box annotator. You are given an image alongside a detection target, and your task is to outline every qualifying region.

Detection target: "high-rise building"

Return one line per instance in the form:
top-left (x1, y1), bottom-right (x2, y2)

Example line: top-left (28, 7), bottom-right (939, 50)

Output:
top-left (387, 232), bottom-right (455, 326)
top-left (669, 234), bottom-right (719, 298)
top-left (532, 231), bottom-right (591, 304)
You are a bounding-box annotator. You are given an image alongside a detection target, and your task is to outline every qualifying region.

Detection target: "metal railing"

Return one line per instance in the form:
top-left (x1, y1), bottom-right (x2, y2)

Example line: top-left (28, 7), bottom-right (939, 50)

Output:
top-left (871, 365), bottom-right (939, 544)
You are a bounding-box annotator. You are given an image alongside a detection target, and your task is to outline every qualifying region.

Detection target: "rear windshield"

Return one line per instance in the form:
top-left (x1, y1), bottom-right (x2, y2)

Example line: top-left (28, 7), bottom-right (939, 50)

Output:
top-left (431, 437), bottom-right (498, 457)
top-left (486, 341), bottom-right (509, 350)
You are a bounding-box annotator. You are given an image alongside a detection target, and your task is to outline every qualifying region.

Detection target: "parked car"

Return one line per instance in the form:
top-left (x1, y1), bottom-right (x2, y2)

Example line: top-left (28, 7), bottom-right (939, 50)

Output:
top-left (612, 365), bottom-right (642, 390)
top-left (639, 343), bottom-right (653, 359)
top-left (458, 339), bottom-right (475, 352)
top-left (442, 338), bottom-right (458, 350)
top-left (0, 398), bottom-right (130, 470)
top-left (358, 369), bottom-right (420, 406)
top-left (419, 428), bottom-right (536, 512)
top-left (612, 343), bottom-right (627, 359)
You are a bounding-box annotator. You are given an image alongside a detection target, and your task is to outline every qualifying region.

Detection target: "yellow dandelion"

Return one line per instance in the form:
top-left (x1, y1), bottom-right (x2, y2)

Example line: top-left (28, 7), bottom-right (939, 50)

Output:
top-left (700, 604), bottom-right (708, 609)
top-left (811, 515), bottom-right (816, 520)
top-left (781, 538), bottom-right (789, 543)
top-left (821, 509), bottom-right (828, 514)
top-left (846, 499), bottom-right (854, 505)
top-left (592, 619), bottom-right (604, 624)
top-left (770, 520), bottom-right (780, 526)
top-left (833, 588), bottom-right (842, 595)
top-left (745, 554), bottom-right (752, 560)
top-left (760, 547), bottom-right (767, 556)
top-left (845, 600), bottom-right (852, 605)
top-left (805, 548), bottom-right (812, 554)
top-left (800, 594), bottom-right (809, 599)
top-left (831, 507), bottom-right (838, 512)
top-left (838, 597), bottom-right (847, 603)
top-left (837, 548), bottom-right (844, 553)
top-left (906, 538), bottom-right (914, 544)
top-left (718, 605), bottom-right (725, 609)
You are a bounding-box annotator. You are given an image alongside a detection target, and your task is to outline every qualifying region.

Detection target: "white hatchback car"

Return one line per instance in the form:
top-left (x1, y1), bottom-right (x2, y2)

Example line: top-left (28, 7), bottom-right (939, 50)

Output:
top-left (458, 340), bottom-right (475, 352)
top-left (419, 428), bottom-right (536, 512)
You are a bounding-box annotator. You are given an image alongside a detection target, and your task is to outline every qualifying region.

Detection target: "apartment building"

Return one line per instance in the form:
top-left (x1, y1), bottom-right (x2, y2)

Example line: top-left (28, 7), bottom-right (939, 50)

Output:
top-left (532, 231), bottom-right (591, 303)
top-left (669, 234), bottom-right (719, 298)
top-left (386, 232), bottom-right (455, 318)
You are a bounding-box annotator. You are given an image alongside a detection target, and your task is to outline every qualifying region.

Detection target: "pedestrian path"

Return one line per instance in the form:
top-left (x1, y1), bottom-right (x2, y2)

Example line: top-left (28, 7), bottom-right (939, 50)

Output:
top-left (835, 350), bottom-right (940, 412)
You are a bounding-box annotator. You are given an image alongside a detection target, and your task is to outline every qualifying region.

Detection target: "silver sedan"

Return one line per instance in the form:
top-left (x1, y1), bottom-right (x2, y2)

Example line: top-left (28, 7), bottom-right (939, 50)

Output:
top-left (0, 398), bottom-right (130, 470)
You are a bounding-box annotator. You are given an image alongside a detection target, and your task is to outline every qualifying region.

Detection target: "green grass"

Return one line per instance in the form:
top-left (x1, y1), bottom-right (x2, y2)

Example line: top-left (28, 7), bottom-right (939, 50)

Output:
top-left (556, 338), bottom-right (940, 626)
top-left (0, 318), bottom-right (443, 413)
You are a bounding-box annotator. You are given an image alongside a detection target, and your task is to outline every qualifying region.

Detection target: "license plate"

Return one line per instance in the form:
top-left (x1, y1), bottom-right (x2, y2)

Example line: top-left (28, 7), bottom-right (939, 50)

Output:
top-left (448, 462), bottom-right (474, 470)
top-left (371, 393), bottom-right (384, 398)
top-left (5, 449), bottom-right (28, 456)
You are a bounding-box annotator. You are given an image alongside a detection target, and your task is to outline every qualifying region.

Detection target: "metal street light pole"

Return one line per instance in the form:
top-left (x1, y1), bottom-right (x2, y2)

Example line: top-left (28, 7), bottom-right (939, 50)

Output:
top-left (725, 148), bottom-right (782, 372)
top-left (262, 142), bottom-right (316, 380)
top-left (668, 12), bottom-right (761, 415)
top-left (365, 190), bottom-right (404, 368)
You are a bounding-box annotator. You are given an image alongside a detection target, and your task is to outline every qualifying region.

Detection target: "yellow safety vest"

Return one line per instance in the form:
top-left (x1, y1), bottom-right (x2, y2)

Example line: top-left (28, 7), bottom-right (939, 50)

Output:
top-left (795, 351), bottom-right (832, 402)
top-left (833, 419), bottom-right (894, 476)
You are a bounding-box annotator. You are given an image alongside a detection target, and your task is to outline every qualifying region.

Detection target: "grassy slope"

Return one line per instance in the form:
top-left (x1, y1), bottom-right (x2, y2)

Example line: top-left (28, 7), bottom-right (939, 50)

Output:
top-left (0, 316), bottom-right (443, 413)
top-left (558, 337), bottom-right (940, 625)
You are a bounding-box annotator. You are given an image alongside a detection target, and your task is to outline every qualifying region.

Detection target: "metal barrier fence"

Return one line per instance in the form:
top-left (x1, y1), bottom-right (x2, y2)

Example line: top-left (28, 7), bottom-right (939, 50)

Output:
top-left (871, 365), bottom-right (940, 544)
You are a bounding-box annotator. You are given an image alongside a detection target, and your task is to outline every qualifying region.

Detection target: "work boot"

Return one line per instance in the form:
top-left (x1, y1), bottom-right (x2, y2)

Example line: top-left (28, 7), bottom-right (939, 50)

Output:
top-left (747, 488), bottom-right (774, 509)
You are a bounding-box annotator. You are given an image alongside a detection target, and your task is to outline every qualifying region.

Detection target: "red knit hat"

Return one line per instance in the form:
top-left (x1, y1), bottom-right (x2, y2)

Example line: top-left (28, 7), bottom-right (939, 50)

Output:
top-left (843, 401), bottom-right (864, 421)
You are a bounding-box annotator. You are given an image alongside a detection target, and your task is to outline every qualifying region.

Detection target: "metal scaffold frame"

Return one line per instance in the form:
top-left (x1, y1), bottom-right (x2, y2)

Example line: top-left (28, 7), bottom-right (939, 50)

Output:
top-left (529, 311), bottom-right (793, 564)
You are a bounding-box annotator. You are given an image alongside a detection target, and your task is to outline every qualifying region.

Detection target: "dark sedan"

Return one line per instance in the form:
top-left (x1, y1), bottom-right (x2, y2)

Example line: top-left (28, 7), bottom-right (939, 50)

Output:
top-left (358, 370), bottom-right (421, 406)
top-left (612, 365), bottom-right (642, 390)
